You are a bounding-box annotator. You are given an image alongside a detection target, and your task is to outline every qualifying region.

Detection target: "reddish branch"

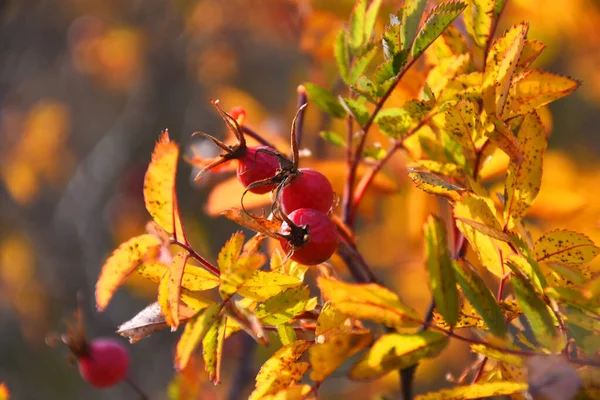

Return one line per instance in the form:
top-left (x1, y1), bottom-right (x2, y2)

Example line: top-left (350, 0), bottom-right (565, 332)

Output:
top-left (170, 238), bottom-right (220, 276)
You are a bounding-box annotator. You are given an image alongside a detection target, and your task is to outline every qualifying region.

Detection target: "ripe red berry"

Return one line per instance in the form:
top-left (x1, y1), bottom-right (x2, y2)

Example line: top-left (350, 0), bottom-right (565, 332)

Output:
top-left (237, 146), bottom-right (280, 194)
top-left (279, 168), bottom-right (334, 214)
top-left (279, 208), bottom-right (338, 265)
top-left (78, 338), bottom-right (130, 388)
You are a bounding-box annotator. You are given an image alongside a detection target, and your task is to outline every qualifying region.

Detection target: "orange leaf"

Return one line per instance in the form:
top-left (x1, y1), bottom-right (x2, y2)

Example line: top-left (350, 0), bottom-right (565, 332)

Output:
top-left (221, 208), bottom-right (282, 239)
top-left (96, 234), bottom-right (162, 311)
top-left (169, 252), bottom-right (190, 329)
top-left (144, 131), bottom-right (187, 242)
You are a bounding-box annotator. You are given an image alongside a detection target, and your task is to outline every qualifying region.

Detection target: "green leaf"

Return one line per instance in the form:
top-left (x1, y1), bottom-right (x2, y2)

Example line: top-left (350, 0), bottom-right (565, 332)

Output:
top-left (463, 0), bottom-right (495, 47)
top-left (350, 331), bottom-right (448, 380)
top-left (317, 277), bottom-right (422, 329)
top-left (175, 303), bottom-right (221, 370)
top-left (403, 99), bottom-right (434, 121)
top-left (453, 260), bottom-right (507, 337)
top-left (334, 29), bottom-right (351, 84)
top-left (401, 0), bottom-right (428, 50)
top-left (351, 75), bottom-right (380, 103)
top-left (407, 169), bottom-right (466, 201)
top-left (534, 230), bottom-right (600, 266)
top-left (320, 131), bottom-right (346, 147)
top-left (349, 43), bottom-right (378, 84)
top-left (363, 145), bottom-right (387, 161)
top-left (202, 316), bottom-right (227, 384)
top-left (509, 269), bottom-right (557, 349)
top-left (364, 0), bottom-right (382, 42)
top-left (415, 382), bottom-right (528, 399)
top-left (412, 1), bottom-right (467, 58)
top-left (339, 96), bottom-right (370, 125)
top-left (374, 51), bottom-right (407, 84)
top-left (424, 215), bottom-right (459, 326)
top-left (504, 112), bottom-right (547, 229)
top-left (375, 108), bottom-right (412, 138)
top-left (277, 323), bottom-right (296, 346)
top-left (304, 83), bottom-right (347, 118)
top-left (349, 0), bottom-right (367, 51)
top-left (255, 286), bottom-right (311, 325)
top-left (382, 24), bottom-right (401, 60)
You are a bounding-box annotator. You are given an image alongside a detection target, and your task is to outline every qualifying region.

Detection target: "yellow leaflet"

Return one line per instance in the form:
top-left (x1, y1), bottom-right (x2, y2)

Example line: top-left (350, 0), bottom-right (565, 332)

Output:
top-left (249, 363), bottom-right (310, 400)
top-left (96, 234), bottom-right (162, 311)
top-left (463, 0), bottom-right (494, 47)
top-left (425, 25), bottom-right (469, 65)
top-left (158, 269), bottom-right (172, 327)
top-left (486, 114), bottom-right (523, 164)
top-left (439, 71), bottom-right (483, 104)
top-left (504, 112), bottom-right (547, 229)
top-left (255, 340), bottom-right (310, 386)
top-left (180, 291), bottom-right (214, 312)
top-left (202, 316), bottom-right (227, 384)
top-left (137, 262), bottom-right (219, 291)
top-left (219, 253), bottom-right (266, 301)
top-left (315, 302), bottom-right (350, 341)
top-left (350, 331), bottom-right (448, 380)
top-left (433, 299), bottom-right (522, 331)
top-left (317, 277), bottom-right (421, 329)
top-left (503, 70), bottom-right (580, 118)
top-left (277, 323), bottom-right (296, 345)
top-left (174, 303), bottom-right (220, 370)
top-left (407, 169), bottom-right (466, 201)
top-left (255, 286), bottom-right (310, 325)
top-left (470, 344), bottom-right (524, 366)
top-left (408, 160), bottom-right (463, 179)
top-left (444, 99), bottom-right (479, 163)
top-left (218, 231), bottom-right (245, 271)
top-left (143, 131), bottom-right (183, 238)
top-left (169, 252), bottom-right (189, 329)
top-left (415, 382), bottom-right (528, 400)
top-left (517, 40), bottom-right (546, 69)
top-left (483, 23), bottom-right (528, 116)
top-left (270, 248), bottom-right (309, 281)
top-left (238, 270), bottom-right (302, 302)
top-left (260, 385), bottom-right (313, 400)
top-left (535, 230), bottom-right (599, 266)
top-left (426, 53), bottom-right (471, 97)
top-left (310, 332), bottom-right (371, 382)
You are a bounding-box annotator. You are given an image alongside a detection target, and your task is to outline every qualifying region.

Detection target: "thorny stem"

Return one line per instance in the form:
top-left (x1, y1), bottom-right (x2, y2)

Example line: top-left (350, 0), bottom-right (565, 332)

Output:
top-left (170, 238), bottom-right (220, 276)
top-left (343, 56), bottom-right (420, 229)
top-left (124, 377), bottom-right (149, 400)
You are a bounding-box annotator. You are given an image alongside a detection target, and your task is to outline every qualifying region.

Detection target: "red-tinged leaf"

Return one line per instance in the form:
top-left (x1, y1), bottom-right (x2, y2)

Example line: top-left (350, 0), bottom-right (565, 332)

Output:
top-left (117, 302), bottom-right (201, 343)
top-left (175, 303), bottom-right (221, 370)
top-left (415, 382), bottom-right (528, 399)
top-left (486, 115), bottom-right (524, 164)
top-left (221, 208), bottom-right (282, 239)
top-left (503, 70), bottom-right (581, 118)
top-left (407, 169), bottom-right (466, 201)
top-left (534, 230), bottom-right (599, 266)
top-left (517, 40), bottom-right (546, 69)
top-left (202, 316), bottom-right (227, 384)
top-left (350, 331), bottom-right (448, 380)
top-left (144, 131), bottom-right (187, 241)
top-left (310, 332), bottom-right (372, 382)
top-left (317, 277), bottom-right (422, 329)
top-left (226, 301), bottom-right (268, 345)
top-left (424, 215), bottom-right (459, 327)
top-left (454, 217), bottom-right (511, 243)
top-left (255, 340), bottom-right (310, 386)
top-left (96, 234), bottom-right (162, 311)
top-left (169, 252), bottom-right (190, 329)
top-left (504, 112), bottom-right (547, 229)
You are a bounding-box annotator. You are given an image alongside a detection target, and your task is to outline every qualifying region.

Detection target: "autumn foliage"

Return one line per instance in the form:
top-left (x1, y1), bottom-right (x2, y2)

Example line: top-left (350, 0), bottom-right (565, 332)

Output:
top-left (89, 0), bottom-right (600, 399)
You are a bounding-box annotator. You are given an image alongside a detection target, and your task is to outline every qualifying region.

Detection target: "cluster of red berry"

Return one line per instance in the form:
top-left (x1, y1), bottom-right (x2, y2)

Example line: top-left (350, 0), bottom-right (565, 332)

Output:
top-left (199, 102), bottom-right (338, 266)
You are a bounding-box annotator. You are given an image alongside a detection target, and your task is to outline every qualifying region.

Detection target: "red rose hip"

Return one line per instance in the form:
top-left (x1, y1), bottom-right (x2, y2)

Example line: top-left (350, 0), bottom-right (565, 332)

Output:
top-left (237, 146), bottom-right (280, 194)
top-left (279, 168), bottom-right (334, 214)
top-left (279, 208), bottom-right (338, 265)
top-left (78, 338), bottom-right (130, 388)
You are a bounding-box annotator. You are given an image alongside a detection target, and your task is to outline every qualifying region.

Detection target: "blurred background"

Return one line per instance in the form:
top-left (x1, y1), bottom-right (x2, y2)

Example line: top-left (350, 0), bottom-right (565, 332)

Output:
top-left (1, 0), bottom-right (599, 399)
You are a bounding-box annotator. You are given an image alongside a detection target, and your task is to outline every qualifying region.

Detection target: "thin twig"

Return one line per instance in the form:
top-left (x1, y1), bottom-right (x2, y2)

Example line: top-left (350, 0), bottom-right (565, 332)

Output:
top-left (341, 115), bottom-right (355, 224)
top-left (170, 239), bottom-right (220, 276)
top-left (124, 377), bottom-right (149, 400)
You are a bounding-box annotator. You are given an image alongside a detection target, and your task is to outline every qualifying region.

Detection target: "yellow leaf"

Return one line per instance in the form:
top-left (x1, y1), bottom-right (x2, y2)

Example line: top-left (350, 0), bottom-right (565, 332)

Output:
top-left (260, 385), bottom-right (313, 400)
top-left (175, 303), bottom-right (221, 370)
top-left (470, 344), bottom-right (524, 366)
top-left (535, 230), bottom-right (599, 266)
top-left (415, 382), bottom-right (528, 399)
top-left (249, 363), bottom-right (310, 400)
top-left (426, 54), bottom-right (471, 97)
top-left (317, 277), bottom-right (421, 329)
top-left (503, 70), bottom-right (580, 118)
top-left (407, 169), bottom-right (466, 201)
top-left (315, 302), bottom-right (350, 341)
top-left (408, 160), bottom-right (463, 179)
top-left (277, 323), bottom-right (297, 345)
top-left (219, 253), bottom-right (266, 301)
top-left (350, 331), bottom-right (448, 380)
top-left (238, 270), bottom-right (302, 301)
top-left (463, 0), bottom-right (494, 47)
top-left (517, 40), bottom-right (546, 69)
top-left (255, 286), bottom-right (310, 325)
top-left (144, 131), bottom-right (185, 239)
top-left (137, 262), bottom-right (219, 291)
top-left (310, 332), bottom-right (371, 382)
top-left (96, 234), bottom-right (162, 311)
top-left (444, 99), bottom-right (479, 163)
top-left (270, 248), bottom-right (309, 282)
top-left (217, 231), bottom-right (245, 271)
top-left (504, 112), bottom-right (547, 229)
top-left (158, 269), bottom-right (173, 327)
top-left (255, 340), bottom-right (310, 387)
top-left (169, 252), bottom-right (190, 329)
top-left (486, 115), bottom-right (523, 164)
top-left (202, 316), bottom-right (227, 384)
